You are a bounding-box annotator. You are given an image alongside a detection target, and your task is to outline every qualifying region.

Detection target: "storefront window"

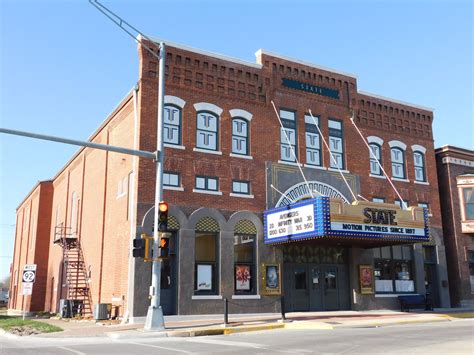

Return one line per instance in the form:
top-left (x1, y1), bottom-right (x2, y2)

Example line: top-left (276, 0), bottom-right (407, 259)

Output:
top-left (195, 232), bottom-right (218, 294)
top-left (234, 234), bottom-right (255, 294)
top-left (373, 246), bottom-right (414, 293)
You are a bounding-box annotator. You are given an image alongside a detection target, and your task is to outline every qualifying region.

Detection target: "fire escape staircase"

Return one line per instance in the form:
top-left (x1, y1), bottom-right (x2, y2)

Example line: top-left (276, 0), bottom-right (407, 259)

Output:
top-left (54, 225), bottom-right (92, 317)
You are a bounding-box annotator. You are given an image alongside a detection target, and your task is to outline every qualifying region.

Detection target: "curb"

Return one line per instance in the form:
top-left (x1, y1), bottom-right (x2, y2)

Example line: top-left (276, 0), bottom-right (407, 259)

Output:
top-left (334, 316), bottom-right (451, 328)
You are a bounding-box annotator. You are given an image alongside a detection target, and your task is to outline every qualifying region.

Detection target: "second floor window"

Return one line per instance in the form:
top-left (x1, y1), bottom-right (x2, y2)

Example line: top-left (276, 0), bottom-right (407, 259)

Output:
top-left (232, 118), bottom-right (249, 155)
top-left (369, 143), bottom-right (382, 175)
top-left (305, 114), bottom-right (321, 166)
top-left (232, 180), bottom-right (250, 195)
top-left (328, 119), bottom-right (344, 169)
top-left (196, 112), bottom-right (218, 151)
top-left (391, 148), bottom-right (406, 179)
top-left (280, 109), bottom-right (297, 162)
top-left (163, 172), bottom-right (180, 187)
top-left (196, 176), bottom-right (218, 191)
top-left (164, 105), bottom-right (181, 145)
top-left (413, 151), bottom-right (426, 182)
top-left (462, 187), bottom-right (474, 220)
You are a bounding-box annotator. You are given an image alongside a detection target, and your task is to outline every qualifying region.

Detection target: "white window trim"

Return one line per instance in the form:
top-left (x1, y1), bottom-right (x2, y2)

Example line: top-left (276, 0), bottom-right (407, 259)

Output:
top-left (375, 293), bottom-right (417, 298)
top-left (230, 153), bottom-right (253, 160)
top-left (370, 174), bottom-right (386, 179)
top-left (278, 160), bottom-right (301, 167)
top-left (164, 186), bottom-right (184, 191)
top-left (193, 189), bottom-right (223, 196)
top-left (164, 143), bottom-right (186, 150)
top-left (328, 168), bottom-right (350, 174)
top-left (229, 109), bottom-right (253, 121)
top-left (411, 144), bottom-right (427, 154)
top-left (192, 295), bottom-right (223, 300)
top-left (303, 164), bottom-right (326, 170)
top-left (231, 295), bottom-right (261, 300)
top-left (230, 193), bottom-right (254, 199)
top-left (367, 136), bottom-right (384, 146)
top-left (414, 180), bottom-right (430, 186)
top-left (391, 177), bottom-right (410, 183)
top-left (194, 102), bottom-right (223, 116)
top-left (389, 140), bottom-right (407, 151)
top-left (193, 147), bottom-right (223, 155)
top-left (164, 95), bottom-right (186, 108)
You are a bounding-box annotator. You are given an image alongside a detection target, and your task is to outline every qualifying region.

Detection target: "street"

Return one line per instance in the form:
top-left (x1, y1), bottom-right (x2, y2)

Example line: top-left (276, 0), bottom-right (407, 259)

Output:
top-left (1, 319), bottom-right (473, 354)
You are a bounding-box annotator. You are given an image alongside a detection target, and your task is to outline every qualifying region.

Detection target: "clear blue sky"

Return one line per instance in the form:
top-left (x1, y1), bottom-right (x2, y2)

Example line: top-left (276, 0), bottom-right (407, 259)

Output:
top-left (0, 0), bottom-right (472, 280)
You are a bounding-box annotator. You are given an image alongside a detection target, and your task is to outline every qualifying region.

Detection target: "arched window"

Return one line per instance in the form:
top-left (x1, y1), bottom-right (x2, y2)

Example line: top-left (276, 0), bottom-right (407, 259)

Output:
top-left (195, 217), bottom-right (220, 295)
top-left (196, 111), bottom-right (218, 151)
top-left (369, 143), bottom-right (382, 175)
top-left (164, 105), bottom-right (182, 145)
top-left (234, 220), bottom-right (257, 295)
top-left (391, 148), bottom-right (406, 179)
top-left (413, 151), bottom-right (426, 182)
top-left (232, 118), bottom-right (248, 155)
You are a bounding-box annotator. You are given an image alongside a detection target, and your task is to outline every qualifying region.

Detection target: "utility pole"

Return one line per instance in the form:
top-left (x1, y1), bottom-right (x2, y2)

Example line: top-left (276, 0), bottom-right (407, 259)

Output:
top-left (144, 42), bottom-right (166, 331)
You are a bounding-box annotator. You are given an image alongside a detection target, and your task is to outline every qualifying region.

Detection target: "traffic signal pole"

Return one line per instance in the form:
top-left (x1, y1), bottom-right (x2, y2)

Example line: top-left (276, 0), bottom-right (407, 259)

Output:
top-left (144, 42), bottom-right (166, 331)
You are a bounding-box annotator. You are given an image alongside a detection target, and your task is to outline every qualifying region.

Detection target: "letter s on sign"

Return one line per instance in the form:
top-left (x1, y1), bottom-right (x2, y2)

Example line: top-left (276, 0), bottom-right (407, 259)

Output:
top-left (363, 208), bottom-right (372, 224)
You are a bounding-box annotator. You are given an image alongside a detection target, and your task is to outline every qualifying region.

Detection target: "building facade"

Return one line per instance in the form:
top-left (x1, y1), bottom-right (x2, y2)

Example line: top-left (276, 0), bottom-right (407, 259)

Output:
top-left (436, 146), bottom-right (474, 307)
top-left (9, 38), bottom-right (451, 319)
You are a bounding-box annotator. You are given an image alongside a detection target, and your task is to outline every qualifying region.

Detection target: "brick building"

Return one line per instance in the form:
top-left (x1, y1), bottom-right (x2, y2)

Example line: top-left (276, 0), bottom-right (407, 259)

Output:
top-left (9, 37), bottom-right (451, 319)
top-left (436, 146), bottom-right (474, 307)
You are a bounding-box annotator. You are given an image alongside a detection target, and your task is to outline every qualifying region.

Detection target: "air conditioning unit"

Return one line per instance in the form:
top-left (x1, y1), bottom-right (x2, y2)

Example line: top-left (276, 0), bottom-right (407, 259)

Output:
top-left (93, 303), bottom-right (110, 320)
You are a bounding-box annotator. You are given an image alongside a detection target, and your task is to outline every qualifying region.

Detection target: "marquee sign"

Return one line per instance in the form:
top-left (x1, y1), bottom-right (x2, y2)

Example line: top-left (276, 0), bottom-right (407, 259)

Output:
top-left (264, 197), bottom-right (429, 244)
top-left (282, 78), bottom-right (340, 100)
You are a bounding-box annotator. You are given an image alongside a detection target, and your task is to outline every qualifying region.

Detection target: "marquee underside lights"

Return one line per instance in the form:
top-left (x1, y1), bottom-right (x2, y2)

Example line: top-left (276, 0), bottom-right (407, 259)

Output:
top-left (264, 197), bottom-right (430, 245)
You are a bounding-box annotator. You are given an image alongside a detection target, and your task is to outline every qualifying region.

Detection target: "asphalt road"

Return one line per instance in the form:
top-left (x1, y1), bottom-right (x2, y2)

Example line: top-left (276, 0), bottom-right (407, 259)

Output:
top-left (1, 319), bottom-right (473, 354)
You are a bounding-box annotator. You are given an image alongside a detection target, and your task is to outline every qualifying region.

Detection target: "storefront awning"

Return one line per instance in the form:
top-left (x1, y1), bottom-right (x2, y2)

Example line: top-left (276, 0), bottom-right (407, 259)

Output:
top-left (264, 197), bottom-right (429, 245)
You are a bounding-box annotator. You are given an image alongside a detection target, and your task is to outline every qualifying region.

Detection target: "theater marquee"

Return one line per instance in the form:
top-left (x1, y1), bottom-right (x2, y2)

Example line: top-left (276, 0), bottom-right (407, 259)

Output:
top-left (264, 197), bottom-right (429, 244)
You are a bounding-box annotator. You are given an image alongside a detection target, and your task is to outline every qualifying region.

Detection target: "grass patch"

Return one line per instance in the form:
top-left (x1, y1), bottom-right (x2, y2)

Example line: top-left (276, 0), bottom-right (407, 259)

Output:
top-left (0, 315), bottom-right (62, 334)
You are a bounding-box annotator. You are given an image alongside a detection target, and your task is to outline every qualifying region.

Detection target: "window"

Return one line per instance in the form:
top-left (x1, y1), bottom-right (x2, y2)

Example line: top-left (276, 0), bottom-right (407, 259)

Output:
top-left (280, 109), bottom-right (297, 162)
top-left (232, 180), bottom-right (250, 195)
top-left (305, 114), bottom-right (321, 166)
top-left (462, 187), bottom-right (474, 220)
top-left (372, 197), bottom-right (385, 203)
top-left (391, 148), bottom-right (406, 179)
top-left (469, 251), bottom-right (474, 292)
top-left (195, 176), bottom-right (218, 191)
top-left (369, 143), bottom-right (382, 175)
top-left (395, 199), bottom-right (409, 210)
top-left (234, 234), bottom-right (255, 294)
top-left (164, 105), bottom-right (181, 145)
top-left (163, 172), bottom-right (180, 187)
top-left (418, 202), bottom-right (430, 215)
top-left (413, 151), bottom-right (426, 182)
top-left (70, 192), bottom-right (79, 236)
top-left (232, 118), bottom-right (249, 155)
top-left (328, 119), bottom-right (344, 169)
top-left (196, 111), bottom-right (218, 151)
top-left (374, 246), bottom-right (414, 293)
top-left (195, 233), bottom-right (218, 294)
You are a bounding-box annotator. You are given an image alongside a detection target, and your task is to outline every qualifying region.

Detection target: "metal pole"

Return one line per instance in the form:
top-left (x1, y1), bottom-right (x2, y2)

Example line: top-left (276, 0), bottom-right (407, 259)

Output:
top-left (224, 297), bottom-right (229, 326)
top-left (144, 42), bottom-right (166, 331)
top-left (280, 295), bottom-right (286, 321)
top-left (0, 128), bottom-right (156, 160)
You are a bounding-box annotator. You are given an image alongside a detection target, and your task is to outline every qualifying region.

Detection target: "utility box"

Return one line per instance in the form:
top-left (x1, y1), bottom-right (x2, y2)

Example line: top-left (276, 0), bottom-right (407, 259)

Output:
top-left (93, 303), bottom-right (110, 320)
top-left (59, 299), bottom-right (73, 318)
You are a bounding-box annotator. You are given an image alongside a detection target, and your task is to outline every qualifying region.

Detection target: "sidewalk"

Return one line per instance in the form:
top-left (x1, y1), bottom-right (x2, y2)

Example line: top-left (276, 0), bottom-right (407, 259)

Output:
top-left (25, 308), bottom-right (473, 339)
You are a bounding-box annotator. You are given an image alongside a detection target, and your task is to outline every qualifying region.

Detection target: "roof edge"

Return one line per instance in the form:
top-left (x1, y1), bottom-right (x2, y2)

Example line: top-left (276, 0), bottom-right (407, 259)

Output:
top-left (255, 49), bottom-right (358, 79)
top-left (358, 91), bottom-right (434, 112)
top-left (16, 180), bottom-right (53, 210)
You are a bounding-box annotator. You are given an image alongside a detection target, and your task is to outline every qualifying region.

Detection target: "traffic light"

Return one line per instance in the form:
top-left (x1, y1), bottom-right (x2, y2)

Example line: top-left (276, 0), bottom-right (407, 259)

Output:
top-left (159, 233), bottom-right (170, 258)
top-left (132, 237), bottom-right (146, 258)
top-left (158, 201), bottom-right (169, 232)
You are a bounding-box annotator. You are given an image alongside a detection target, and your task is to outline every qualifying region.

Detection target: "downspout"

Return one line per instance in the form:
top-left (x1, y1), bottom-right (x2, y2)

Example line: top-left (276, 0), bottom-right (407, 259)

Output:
top-left (122, 84), bottom-right (140, 324)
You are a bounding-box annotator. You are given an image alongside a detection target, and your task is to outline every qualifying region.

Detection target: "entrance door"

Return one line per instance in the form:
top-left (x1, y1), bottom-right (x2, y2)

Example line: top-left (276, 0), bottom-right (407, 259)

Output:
top-left (160, 232), bottom-right (177, 315)
top-left (291, 266), bottom-right (310, 311)
top-left (322, 266), bottom-right (339, 310)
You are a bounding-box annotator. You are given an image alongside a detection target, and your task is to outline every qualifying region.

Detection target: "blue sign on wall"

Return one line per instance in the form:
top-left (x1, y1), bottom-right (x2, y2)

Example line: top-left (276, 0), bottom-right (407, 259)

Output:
top-left (281, 78), bottom-right (340, 100)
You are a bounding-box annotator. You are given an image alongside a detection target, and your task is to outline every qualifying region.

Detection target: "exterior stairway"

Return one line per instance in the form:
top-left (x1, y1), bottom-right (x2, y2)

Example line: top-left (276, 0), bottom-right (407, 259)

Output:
top-left (54, 225), bottom-right (92, 317)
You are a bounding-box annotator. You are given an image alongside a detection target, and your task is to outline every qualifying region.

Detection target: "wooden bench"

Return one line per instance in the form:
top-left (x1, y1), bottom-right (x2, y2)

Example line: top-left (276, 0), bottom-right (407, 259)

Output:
top-left (398, 294), bottom-right (432, 312)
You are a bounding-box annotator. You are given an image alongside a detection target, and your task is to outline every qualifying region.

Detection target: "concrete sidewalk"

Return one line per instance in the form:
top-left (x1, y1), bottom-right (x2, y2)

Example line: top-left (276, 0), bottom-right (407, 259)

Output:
top-left (22, 308), bottom-right (473, 339)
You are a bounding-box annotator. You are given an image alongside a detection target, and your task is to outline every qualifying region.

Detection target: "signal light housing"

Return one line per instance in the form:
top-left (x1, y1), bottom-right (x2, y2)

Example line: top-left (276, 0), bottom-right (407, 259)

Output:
top-left (158, 201), bottom-right (169, 232)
